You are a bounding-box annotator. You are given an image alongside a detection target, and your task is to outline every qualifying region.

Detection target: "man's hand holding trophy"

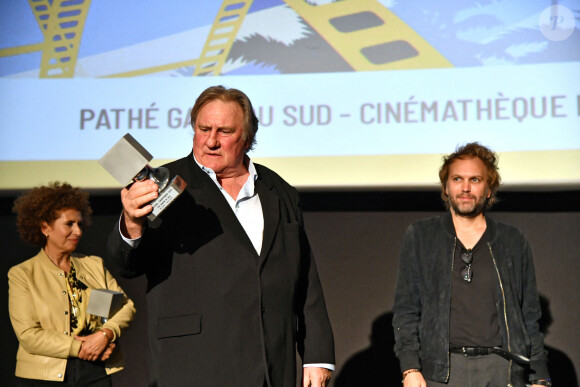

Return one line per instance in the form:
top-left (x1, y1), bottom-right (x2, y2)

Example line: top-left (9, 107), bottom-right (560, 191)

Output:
top-left (99, 133), bottom-right (186, 220)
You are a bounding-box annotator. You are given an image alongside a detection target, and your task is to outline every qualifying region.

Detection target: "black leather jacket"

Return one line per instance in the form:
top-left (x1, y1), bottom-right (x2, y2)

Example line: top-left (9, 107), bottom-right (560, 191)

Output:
top-left (392, 213), bottom-right (549, 386)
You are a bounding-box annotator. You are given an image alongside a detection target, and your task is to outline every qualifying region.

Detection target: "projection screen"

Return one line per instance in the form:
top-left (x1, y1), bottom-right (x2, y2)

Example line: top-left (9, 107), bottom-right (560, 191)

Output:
top-left (1, 0), bottom-right (579, 191)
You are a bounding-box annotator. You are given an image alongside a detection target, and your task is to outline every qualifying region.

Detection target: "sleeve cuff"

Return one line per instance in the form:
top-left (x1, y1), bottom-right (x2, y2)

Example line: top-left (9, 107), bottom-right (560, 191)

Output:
top-left (397, 351), bottom-right (421, 373)
top-left (303, 363), bottom-right (335, 371)
top-left (119, 215), bottom-right (141, 247)
top-left (69, 339), bottom-right (82, 357)
top-left (529, 360), bottom-right (550, 382)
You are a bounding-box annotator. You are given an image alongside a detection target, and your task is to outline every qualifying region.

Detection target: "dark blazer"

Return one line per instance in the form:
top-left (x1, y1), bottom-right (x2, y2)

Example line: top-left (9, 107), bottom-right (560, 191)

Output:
top-left (108, 153), bottom-right (334, 387)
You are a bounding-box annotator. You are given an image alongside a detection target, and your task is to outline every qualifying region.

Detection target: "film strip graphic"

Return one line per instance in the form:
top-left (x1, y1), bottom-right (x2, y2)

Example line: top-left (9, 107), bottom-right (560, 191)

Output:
top-left (31, 0), bottom-right (92, 78)
top-left (283, 0), bottom-right (452, 71)
top-left (106, 0), bottom-right (452, 78)
top-left (0, 0), bottom-right (450, 78)
top-left (193, 0), bottom-right (254, 76)
top-left (192, 0), bottom-right (451, 74)
top-left (191, 0), bottom-right (450, 75)
top-left (0, 0), bottom-right (92, 78)
top-left (104, 0), bottom-right (254, 78)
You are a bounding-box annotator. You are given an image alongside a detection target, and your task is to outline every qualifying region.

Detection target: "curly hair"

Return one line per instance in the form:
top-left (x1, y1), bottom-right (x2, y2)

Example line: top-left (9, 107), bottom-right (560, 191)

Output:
top-left (438, 142), bottom-right (501, 210)
top-left (13, 182), bottom-right (92, 247)
top-left (190, 85), bottom-right (259, 151)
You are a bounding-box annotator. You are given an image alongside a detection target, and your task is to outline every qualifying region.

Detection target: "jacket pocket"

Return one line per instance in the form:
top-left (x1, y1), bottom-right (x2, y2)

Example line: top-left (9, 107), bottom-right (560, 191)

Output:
top-left (157, 313), bottom-right (202, 339)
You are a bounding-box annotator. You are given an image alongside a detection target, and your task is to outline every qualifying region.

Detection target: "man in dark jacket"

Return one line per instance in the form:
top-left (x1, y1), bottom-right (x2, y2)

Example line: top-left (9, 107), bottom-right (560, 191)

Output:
top-left (108, 85), bottom-right (334, 386)
top-left (392, 142), bottom-right (550, 387)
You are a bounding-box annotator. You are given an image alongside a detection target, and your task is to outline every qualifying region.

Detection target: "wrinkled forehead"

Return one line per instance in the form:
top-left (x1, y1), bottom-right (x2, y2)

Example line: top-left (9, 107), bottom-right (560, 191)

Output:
top-left (195, 100), bottom-right (244, 125)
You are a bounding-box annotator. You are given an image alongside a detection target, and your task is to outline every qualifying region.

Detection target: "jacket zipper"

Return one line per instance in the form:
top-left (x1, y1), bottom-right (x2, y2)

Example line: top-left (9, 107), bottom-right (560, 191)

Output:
top-left (488, 242), bottom-right (513, 386)
top-left (446, 237), bottom-right (457, 382)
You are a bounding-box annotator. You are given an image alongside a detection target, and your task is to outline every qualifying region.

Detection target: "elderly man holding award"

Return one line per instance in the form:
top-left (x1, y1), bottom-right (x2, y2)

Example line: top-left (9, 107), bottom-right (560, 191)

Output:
top-left (106, 85), bottom-right (335, 387)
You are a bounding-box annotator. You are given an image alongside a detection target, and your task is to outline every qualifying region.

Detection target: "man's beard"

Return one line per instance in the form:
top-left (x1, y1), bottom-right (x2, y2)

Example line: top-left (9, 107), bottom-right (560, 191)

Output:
top-left (448, 192), bottom-right (487, 218)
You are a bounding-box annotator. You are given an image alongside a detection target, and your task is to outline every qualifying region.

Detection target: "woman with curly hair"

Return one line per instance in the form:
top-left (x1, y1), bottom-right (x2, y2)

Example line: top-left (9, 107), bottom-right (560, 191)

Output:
top-left (8, 182), bottom-right (135, 386)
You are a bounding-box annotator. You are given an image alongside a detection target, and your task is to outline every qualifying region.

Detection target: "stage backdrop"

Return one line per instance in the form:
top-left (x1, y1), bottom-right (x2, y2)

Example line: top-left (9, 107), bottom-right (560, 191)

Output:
top-left (1, 0), bottom-right (579, 190)
top-left (1, 191), bottom-right (579, 386)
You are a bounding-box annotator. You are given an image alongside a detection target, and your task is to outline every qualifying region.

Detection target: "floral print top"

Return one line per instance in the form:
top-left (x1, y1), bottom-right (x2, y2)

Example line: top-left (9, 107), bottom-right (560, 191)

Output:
top-left (65, 262), bottom-right (97, 336)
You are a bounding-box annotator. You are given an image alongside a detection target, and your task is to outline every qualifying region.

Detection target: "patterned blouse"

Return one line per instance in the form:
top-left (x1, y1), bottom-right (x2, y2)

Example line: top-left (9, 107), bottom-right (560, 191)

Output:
top-left (65, 262), bottom-right (97, 337)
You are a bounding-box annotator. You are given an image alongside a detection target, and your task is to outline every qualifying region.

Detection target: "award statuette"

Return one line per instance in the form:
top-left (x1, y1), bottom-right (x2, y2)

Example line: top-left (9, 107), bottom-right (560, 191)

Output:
top-left (87, 289), bottom-right (124, 329)
top-left (99, 133), bottom-right (186, 221)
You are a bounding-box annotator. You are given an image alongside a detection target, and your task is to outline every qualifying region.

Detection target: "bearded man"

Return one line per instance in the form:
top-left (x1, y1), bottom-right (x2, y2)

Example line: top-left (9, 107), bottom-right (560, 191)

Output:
top-left (392, 142), bottom-right (551, 387)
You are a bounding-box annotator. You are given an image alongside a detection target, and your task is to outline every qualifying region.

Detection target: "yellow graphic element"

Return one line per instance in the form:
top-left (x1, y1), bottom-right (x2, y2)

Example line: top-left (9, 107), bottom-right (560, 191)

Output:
top-left (0, 0), bottom-right (92, 78)
top-left (193, 0), bottom-right (254, 76)
top-left (0, 0), bottom-right (449, 78)
top-left (105, 59), bottom-right (201, 78)
top-left (105, 0), bottom-right (448, 78)
top-left (2, 149), bottom-right (580, 190)
top-left (0, 43), bottom-right (44, 57)
top-left (105, 0), bottom-right (254, 78)
top-left (283, 0), bottom-right (453, 70)
top-left (32, 0), bottom-right (92, 78)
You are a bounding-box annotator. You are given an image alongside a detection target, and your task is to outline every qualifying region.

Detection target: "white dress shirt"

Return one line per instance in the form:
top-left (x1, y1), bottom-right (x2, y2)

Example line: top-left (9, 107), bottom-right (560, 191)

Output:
top-left (197, 158), bottom-right (264, 255)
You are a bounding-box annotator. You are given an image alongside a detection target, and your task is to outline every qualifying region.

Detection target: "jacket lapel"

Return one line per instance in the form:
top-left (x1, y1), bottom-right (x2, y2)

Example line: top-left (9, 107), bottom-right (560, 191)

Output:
top-left (176, 153), bottom-right (259, 259)
top-left (256, 175), bottom-right (280, 266)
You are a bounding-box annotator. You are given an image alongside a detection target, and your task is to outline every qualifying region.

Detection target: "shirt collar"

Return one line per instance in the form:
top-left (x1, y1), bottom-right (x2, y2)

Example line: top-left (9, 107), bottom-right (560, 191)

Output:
top-left (193, 155), bottom-right (259, 199)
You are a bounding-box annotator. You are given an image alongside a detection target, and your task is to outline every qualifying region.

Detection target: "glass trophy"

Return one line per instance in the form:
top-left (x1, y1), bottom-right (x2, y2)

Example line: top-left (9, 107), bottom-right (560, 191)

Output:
top-left (86, 289), bottom-right (124, 330)
top-left (99, 133), bottom-right (186, 220)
